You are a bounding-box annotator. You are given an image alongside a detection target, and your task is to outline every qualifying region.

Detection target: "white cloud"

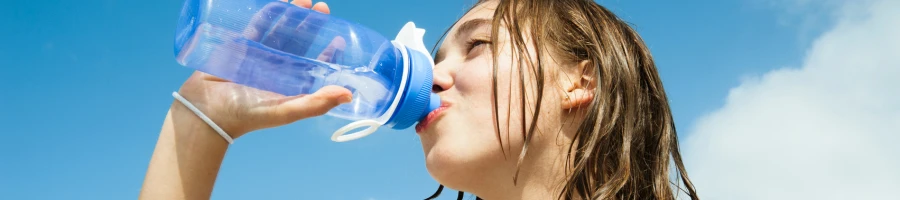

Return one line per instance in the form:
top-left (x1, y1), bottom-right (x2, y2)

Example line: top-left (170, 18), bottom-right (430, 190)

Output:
top-left (681, 0), bottom-right (900, 199)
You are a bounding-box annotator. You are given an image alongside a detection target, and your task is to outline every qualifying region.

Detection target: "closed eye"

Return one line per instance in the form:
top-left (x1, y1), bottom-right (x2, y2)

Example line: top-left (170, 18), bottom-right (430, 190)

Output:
top-left (466, 39), bottom-right (491, 53)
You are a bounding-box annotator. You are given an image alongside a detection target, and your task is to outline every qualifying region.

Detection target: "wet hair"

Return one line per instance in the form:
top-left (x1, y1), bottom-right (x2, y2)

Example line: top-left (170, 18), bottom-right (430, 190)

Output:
top-left (425, 0), bottom-right (698, 199)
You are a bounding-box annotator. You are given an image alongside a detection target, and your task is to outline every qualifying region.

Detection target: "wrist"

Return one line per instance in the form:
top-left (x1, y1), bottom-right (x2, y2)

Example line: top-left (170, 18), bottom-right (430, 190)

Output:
top-left (141, 103), bottom-right (230, 199)
top-left (169, 100), bottom-right (237, 145)
top-left (170, 92), bottom-right (244, 142)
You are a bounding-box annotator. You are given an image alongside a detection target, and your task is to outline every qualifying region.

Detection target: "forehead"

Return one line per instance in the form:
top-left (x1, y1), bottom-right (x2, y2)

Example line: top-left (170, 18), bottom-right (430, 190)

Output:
top-left (432, 2), bottom-right (499, 61)
top-left (451, 1), bottom-right (498, 33)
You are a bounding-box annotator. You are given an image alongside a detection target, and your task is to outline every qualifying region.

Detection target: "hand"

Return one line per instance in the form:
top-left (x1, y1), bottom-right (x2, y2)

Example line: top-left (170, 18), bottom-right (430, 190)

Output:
top-left (176, 0), bottom-right (349, 139)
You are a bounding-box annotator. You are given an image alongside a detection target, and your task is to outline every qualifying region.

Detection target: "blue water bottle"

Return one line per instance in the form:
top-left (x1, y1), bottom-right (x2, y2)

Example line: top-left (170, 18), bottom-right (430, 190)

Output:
top-left (173, 0), bottom-right (440, 142)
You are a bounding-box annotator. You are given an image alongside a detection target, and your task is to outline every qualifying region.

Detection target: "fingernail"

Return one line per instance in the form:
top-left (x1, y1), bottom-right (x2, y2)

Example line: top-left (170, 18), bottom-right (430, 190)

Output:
top-left (341, 94), bottom-right (352, 103)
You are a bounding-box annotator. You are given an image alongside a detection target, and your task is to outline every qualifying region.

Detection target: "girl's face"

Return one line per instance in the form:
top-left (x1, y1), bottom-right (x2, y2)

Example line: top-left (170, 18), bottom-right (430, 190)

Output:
top-left (416, 1), bottom-right (571, 191)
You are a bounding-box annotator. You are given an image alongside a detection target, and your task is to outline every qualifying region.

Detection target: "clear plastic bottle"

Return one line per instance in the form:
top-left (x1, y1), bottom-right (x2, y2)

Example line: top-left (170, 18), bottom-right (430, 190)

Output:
top-left (173, 0), bottom-right (439, 142)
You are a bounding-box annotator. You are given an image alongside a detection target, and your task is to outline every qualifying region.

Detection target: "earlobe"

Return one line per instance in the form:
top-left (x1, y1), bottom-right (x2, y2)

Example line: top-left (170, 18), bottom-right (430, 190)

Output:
top-left (561, 88), bottom-right (593, 110)
top-left (560, 60), bottom-right (595, 110)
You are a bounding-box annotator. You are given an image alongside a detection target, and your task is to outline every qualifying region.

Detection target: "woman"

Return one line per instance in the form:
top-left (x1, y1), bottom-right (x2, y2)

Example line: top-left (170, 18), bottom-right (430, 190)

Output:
top-left (140, 0), bottom-right (699, 199)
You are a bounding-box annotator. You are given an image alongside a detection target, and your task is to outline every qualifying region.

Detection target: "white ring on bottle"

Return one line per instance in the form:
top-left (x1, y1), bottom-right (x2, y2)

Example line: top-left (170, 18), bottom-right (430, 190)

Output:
top-left (331, 120), bottom-right (382, 142)
top-left (330, 41), bottom-right (410, 142)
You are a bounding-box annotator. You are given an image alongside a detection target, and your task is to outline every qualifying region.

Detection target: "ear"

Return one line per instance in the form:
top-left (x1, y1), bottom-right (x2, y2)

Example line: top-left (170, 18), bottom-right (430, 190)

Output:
top-left (560, 60), bottom-right (595, 110)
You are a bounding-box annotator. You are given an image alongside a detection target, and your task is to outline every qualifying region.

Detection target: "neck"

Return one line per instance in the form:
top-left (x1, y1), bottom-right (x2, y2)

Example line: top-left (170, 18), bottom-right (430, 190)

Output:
top-left (474, 133), bottom-right (573, 200)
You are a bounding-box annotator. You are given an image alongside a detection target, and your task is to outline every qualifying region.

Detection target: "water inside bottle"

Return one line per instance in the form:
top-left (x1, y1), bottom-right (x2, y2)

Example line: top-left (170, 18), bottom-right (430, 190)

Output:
top-left (177, 23), bottom-right (393, 120)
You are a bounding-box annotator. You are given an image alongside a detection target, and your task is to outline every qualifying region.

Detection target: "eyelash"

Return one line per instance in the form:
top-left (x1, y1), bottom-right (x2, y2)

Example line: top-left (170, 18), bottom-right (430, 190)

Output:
top-left (466, 38), bottom-right (491, 53)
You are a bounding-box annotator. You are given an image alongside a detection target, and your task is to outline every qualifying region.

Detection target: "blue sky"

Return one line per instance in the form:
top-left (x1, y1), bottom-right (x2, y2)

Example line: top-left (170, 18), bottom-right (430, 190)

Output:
top-left (4, 0), bottom-right (895, 199)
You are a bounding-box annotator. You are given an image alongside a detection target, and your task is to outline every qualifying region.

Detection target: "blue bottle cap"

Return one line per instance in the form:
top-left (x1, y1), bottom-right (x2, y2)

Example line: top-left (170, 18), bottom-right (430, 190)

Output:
top-left (385, 22), bottom-right (440, 129)
top-left (385, 47), bottom-right (440, 129)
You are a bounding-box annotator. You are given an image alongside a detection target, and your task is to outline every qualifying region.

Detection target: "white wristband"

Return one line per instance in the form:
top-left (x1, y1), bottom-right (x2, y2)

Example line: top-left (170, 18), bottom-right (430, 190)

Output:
top-left (172, 92), bottom-right (235, 144)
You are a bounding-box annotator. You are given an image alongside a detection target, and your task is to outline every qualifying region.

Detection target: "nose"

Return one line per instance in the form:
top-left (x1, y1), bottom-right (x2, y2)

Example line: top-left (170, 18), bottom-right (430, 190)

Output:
top-left (432, 63), bottom-right (455, 93)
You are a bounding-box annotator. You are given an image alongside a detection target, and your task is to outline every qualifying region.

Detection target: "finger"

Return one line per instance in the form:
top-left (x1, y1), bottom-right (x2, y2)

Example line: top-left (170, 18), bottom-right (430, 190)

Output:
top-left (311, 2), bottom-right (330, 14)
top-left (260, 5), bottom-right (313, 51)
top-left (243, 2), bottom-right (288, 41)
top-left (279, 7), bottom-right (329, 56)
top-left (317, 36), bottom-right (347, 62)
top-left (198, 71), bottom-right (230, 82)
top-left (291, 0), bottom-right (313, 8)
top-left (272, 85), bottom-right (352, 122)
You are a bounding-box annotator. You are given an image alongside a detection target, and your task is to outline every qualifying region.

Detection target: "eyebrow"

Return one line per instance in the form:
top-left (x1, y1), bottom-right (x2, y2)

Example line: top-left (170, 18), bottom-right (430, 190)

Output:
top-left (434, 18), bottom-right (492, 63)
top-left (454, 18), bottom-right (492, 41)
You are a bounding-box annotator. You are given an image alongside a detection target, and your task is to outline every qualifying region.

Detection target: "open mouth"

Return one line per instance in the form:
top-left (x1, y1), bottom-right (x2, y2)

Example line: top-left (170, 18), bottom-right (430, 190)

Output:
top-left (415, 102), bottom-right (450, 133)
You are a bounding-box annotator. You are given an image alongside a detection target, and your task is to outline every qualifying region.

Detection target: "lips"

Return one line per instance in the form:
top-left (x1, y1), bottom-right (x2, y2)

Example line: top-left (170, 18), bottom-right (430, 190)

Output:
top-left (416, 102), bottom-right (450, 133)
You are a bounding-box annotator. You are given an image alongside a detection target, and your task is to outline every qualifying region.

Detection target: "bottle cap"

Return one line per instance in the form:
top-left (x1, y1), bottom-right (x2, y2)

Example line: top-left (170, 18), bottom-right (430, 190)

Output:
top-left (330, 22), bottom-right (440, 142)
top-left (385, 22), bottom-right (441, 129)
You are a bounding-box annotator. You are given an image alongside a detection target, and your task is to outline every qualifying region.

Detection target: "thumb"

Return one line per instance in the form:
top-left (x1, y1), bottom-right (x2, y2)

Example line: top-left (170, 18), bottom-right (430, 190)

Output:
top-left (271, 85), bottom-right (352, 123)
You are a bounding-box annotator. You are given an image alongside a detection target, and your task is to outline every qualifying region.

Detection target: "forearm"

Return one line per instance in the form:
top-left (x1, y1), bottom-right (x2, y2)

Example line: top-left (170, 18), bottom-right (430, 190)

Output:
top-left (140, 102), bottom-right (230, 200)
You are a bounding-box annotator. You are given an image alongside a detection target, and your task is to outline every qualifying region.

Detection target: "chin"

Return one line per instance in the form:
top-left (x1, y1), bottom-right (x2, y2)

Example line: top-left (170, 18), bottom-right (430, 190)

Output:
top-left (424, 141), bottom-right (479, 190)
top-left (420, 125), bottom-right (501, 191)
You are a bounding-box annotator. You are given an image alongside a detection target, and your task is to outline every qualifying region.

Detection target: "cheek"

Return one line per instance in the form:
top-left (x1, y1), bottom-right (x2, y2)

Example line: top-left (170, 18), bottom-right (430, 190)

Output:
top-left (424, 52), bottom-right (532, 188)
top-left (452, 54), bottom-right (527, 151)
top-left (454, 59), bottom-right (495, 104)
top-left (452, 57), bottom-right (501, 132)
top-left (455, 59), bottom-right (501, 116)
top-left (454, 54), bottom-right (517, 111)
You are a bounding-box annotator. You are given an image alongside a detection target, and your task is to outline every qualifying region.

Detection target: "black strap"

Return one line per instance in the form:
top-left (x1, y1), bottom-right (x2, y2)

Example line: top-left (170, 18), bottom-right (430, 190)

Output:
top-left (424, 185), bottom-right (444, 200)
top-left (425, 184), bottom-right (481, 200)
